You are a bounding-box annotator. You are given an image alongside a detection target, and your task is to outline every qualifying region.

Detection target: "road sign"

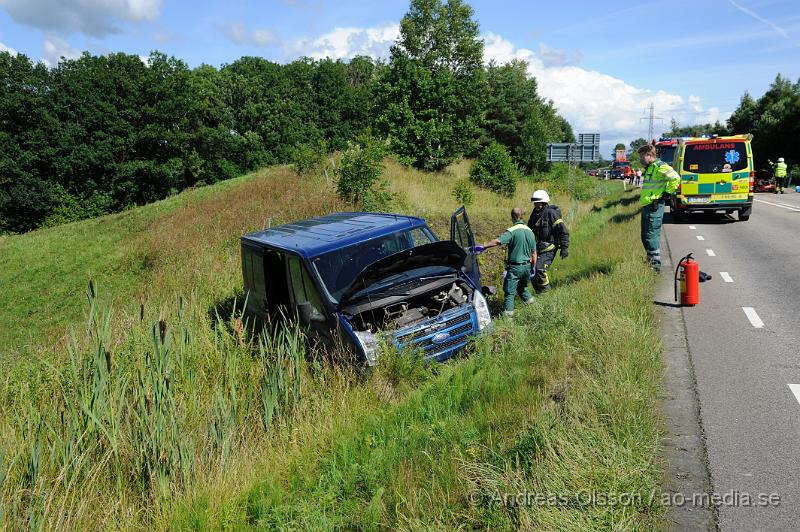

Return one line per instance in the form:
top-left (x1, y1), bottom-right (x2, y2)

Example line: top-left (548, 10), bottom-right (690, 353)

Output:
top-left (546, 133), bottom-right (600, 163)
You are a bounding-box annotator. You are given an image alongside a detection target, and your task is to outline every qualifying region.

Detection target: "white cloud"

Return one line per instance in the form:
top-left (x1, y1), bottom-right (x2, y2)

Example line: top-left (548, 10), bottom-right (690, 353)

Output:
top-left (42, 36), bottom-right (81, 66)
top-left (285, 23), bottom-right (399, 60)
top-left (483, 33), bottom-right (726, 148)
top-left (537, 43), bottom-right (582, 67)
top-left (221, 23), bottom-right (280, 48)
top-left (0, 41), bottom-right (17, 55)
top-left (0, 0), bottom-right (162, 36)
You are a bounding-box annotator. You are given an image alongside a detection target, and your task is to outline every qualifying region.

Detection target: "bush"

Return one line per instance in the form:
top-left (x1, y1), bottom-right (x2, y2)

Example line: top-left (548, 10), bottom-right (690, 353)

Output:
top-left (469, 142), bottom-right (519, 197)
top-left (336, 137), bottom-right (386, 206)
top-left (451, 178), bottom-right (474, 206)
top-left (290, 141), bottom-right (327, 176)
top-left (546, 163), bottom-right (600, 201)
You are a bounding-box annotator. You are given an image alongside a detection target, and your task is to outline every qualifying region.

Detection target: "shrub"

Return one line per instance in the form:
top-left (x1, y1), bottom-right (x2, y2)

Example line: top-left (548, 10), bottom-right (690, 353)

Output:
top-left (546, 163), bottom-right (600, 201)
top-left (451, 178), bottom-right (474, 206)
top-left (336, 137), bottom-right (386, 206)
top-left (290, 141), bottom-right (327, 176)
top-left (469, 142), bottom-right (519, 197)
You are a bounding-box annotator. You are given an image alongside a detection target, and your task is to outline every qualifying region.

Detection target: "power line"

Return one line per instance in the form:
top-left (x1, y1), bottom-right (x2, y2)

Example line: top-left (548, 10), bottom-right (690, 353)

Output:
top-left (640, 102), bottom-right (664, 140)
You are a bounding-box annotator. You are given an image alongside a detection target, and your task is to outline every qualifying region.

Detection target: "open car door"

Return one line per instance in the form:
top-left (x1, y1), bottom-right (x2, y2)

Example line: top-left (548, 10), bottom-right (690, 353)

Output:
top-left (450, 205), bottom-right (482, 287)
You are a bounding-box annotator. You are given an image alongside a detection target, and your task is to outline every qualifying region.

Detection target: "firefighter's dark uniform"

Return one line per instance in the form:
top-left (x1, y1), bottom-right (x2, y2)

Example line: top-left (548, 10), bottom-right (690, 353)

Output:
top-left (527, 205), bottom-right (570, 293)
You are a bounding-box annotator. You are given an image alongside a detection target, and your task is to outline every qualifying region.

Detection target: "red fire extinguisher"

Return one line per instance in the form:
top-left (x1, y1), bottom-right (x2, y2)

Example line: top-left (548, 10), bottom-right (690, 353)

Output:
top-left (674, 253), bottom-right (699, 306)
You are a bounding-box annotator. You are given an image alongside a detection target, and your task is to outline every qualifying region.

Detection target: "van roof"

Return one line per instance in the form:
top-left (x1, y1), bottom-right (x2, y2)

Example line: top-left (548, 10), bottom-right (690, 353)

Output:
top-left (683, 134), bottom-right (753, 145)
top-left (241, 212), bottom-right (428, 259)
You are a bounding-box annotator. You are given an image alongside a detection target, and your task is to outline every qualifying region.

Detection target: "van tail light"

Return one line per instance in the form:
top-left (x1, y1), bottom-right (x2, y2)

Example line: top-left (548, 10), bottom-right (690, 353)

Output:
top-left (677, 183), bottom-right (681, 195)
top-left (749, 171), bottom-right (755, 192)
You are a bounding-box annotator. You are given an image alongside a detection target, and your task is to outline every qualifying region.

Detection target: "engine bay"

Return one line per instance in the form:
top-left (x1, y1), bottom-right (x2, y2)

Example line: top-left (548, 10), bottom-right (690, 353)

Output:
top-left (351, 280), bottom-right (473, 332)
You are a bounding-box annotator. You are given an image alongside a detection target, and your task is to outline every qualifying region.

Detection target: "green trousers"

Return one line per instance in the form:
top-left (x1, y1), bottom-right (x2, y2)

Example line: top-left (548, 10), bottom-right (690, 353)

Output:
top-left (641, 200), bottom-right (664, 270)
top-left (504, 263), bottom-right (533, 311)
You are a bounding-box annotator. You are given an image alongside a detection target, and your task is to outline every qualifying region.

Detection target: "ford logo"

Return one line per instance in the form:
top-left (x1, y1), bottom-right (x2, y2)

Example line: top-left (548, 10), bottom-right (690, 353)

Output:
top-left (432, 332), bottom-right (451, 345)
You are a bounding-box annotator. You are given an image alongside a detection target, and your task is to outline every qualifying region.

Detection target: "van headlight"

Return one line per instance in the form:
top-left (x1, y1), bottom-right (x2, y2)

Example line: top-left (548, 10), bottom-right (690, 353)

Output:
top-left (354, 330), bottom-right (379, 366)
top-left (473, 291), bottom-right (492, 331)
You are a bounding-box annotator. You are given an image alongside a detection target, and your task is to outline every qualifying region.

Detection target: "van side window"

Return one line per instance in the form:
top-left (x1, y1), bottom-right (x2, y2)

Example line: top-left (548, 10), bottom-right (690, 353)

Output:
top-left (287, 256), bottom-right (324, 315)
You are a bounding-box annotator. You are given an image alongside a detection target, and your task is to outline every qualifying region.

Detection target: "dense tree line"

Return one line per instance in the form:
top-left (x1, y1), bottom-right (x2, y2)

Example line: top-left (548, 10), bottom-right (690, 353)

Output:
top-left (0, 0), bottom-right (572, 234)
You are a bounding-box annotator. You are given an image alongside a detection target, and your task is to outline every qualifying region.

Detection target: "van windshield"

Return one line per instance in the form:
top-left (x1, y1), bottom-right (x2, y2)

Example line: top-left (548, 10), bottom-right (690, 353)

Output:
top-left (312, 228), bottom-right (435, 303)
top-left (657, 146), bottom-right (676, 163)
top-left (683, 142), bottom-right (748, 174)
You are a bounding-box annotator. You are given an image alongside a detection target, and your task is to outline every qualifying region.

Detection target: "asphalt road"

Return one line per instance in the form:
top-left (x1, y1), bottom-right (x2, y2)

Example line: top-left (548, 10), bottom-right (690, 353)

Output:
top-left (662, 190), bottom-right (800, 530)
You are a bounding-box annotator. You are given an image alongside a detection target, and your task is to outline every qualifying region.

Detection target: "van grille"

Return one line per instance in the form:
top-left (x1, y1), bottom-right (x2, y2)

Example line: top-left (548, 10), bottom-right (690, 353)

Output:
top-left (395, 311), bottom-right (471, 343)
top-left (394, 309), bottom-right (475, 358)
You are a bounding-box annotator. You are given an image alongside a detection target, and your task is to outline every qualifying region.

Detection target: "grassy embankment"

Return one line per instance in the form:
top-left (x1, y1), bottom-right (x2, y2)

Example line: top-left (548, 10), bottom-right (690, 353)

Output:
top-left (0, 160), bottom-right (664, 529)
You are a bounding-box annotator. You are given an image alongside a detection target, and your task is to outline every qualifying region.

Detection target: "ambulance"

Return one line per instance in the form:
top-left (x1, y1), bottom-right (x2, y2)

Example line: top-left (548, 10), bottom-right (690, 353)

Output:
top-left (670, 134), bottom-right (754, 222)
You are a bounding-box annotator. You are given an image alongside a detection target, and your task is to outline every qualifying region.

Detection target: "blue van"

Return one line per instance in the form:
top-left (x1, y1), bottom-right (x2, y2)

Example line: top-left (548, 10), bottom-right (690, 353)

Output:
top-left (240, 207), bottom-right (491, 365)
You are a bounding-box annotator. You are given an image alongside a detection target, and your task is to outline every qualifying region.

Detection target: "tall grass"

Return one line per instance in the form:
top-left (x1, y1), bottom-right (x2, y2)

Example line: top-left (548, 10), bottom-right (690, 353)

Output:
top-left (0, 159), bottom-right (663, 529)
top-left (1, 281), bottom-right (306, 528)
top-left (166, 185), bottom-right (665, 530)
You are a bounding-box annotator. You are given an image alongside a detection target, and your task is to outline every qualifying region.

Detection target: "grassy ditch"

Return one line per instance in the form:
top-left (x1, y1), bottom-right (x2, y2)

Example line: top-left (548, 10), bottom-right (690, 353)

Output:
top-left (163, 186), bottom-right (664, 529)
top-left (0, 162), bottom-right (665, 529)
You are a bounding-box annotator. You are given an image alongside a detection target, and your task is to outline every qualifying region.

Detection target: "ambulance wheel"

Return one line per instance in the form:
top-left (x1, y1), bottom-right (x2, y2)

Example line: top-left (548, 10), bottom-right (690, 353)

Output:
top-left (738, 207), bottom-right (751, 221)
top-left (672, 211), bottom-right (686, 223)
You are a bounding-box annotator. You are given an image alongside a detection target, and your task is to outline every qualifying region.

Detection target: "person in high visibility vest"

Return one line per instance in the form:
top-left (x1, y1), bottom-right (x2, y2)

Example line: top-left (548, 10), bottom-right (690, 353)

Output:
top-left (478, 207), bottom-right (537, 317)
top-left (638, 144), bottom-right (680, 273)
top-left (773, 157), bottom-right (788, 194)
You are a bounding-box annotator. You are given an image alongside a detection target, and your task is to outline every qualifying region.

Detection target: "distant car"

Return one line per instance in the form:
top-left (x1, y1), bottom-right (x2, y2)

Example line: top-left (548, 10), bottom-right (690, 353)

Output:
top-left (240, 208), bottom-right (492, 366)
top-left (610, 169), bottom-right (624, 179)
top-left (587, 169), bottom-right (598, 177)
top-left (753, 169), bottom-right (775, 193)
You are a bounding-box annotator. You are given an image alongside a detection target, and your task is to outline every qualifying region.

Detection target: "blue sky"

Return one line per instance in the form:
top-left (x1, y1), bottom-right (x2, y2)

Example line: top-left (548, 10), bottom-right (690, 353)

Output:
top-left (1, 0), bottom-right (798, 153)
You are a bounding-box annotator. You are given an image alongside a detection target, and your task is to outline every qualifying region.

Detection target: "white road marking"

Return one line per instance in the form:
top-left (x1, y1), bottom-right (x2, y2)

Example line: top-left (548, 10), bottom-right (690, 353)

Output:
top-left (742, 307), bottom-right (764, 328)
top-left (788, 384), bottom-right (800, 407)
top-left (689, 225), bottom-right (697, 229)
top-left (706, 249), bottom-right (716, 257)
top-left (720, 272), bottom-right (733, 283)
top-left (696, 235), bottom-right (705, 241)
top-left (754, 198), bottom-right (800, 212)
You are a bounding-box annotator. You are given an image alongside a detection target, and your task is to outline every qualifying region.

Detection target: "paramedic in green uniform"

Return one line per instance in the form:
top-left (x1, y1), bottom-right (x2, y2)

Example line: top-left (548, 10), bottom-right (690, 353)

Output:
top-left (479, 207), bottom-right (537, 317)
top-left (639, 144), bottom-right (680, 272)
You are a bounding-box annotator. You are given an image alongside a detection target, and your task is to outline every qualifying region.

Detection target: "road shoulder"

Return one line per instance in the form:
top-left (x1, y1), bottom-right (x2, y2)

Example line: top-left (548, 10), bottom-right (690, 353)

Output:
top-left (657, 229), bottom-right (716, 531)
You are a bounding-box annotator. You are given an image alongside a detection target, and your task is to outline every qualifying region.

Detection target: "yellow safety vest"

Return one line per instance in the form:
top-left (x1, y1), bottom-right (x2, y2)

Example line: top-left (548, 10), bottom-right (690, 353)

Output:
top-left (640, 159), bottom-right (680, 206)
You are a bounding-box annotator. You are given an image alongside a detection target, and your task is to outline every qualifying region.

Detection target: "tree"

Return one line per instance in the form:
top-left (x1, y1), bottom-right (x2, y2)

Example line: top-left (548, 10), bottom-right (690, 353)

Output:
top-left (478, 59), bottom-right (569, 172)
top-left (378, 0), bottom-right (486, 171)
top-left (469, 142), bottom-right (518, 196)
top-left (0, 51), bottom-right (57, 231)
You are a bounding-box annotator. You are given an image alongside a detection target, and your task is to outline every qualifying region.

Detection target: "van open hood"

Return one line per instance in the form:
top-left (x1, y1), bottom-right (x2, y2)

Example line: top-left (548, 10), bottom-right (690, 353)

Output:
top-left (339, 241), bottom-right (466, 305)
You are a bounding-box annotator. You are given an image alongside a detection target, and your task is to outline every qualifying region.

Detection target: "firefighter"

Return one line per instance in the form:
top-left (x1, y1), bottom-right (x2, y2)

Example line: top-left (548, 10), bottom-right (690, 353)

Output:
top-left (527, 189), bottom-right (570, 294)
top-left (638, 144), bottom-right (680, 273)
top-left (478, 207), bottom-right (537, 317)
top-left (773, 157), bottom-right (788, 194)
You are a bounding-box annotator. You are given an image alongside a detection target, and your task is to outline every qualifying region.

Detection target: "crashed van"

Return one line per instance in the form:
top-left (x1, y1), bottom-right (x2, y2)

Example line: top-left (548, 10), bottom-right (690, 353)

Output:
top-left (240, 207), bottom-right (492, 365)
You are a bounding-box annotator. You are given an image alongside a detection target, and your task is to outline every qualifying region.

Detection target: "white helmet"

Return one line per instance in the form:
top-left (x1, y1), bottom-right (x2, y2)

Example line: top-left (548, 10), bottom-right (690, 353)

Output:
top-left (778, 157), bottom-right (785, 162)
top-left (531, 189), bottom-right (550, 203)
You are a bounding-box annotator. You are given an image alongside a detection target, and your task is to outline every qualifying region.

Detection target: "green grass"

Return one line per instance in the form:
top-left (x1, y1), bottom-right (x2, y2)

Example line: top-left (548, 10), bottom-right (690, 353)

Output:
top-left (0, 171), bottom-right (260, 364)
top-left (165, 182), bottom-right (665, 530)
top-left (0, 160), bottom-right (667, 530)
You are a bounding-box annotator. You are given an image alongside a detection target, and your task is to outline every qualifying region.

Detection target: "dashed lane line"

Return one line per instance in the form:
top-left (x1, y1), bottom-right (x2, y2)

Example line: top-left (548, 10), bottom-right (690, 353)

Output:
top-left (720, 272), bottom-right (733, 283)
top-left (706, 249), bottom-right (716, 257)
top-left (788, 384), bottom-right (800, 407)
top-left (742, 307), bottom-right (764, 328)
top-left (689, 225), bottom-right (697, 229)
top-left (696, 235), bottom-right (705, 241)
top-left (754, 198), bottom-right (800, 212)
